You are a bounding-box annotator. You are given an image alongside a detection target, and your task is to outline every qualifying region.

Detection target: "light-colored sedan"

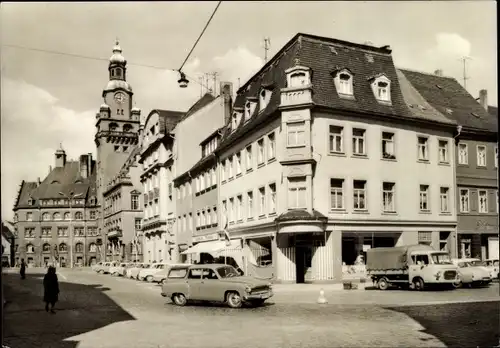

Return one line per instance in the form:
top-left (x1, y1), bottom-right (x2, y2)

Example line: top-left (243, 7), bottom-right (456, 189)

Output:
top-left (92, 262), bottom-right (103, 272)
top-left (109, 262), bottom-right (131, 277)
top-left (452, 258), bottom-right (492, 288)
top-left (153, 263), bottom-right (191, 284)
top-left (126, 263), bottom-right (150, 279)
top-left (138, 263), bottom-right (168, 282)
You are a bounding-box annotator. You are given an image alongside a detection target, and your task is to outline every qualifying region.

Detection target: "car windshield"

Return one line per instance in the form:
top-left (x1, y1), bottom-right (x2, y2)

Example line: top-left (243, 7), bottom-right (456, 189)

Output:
top-left (217, 266), bottom-right (239, 278)
top-left (468, 260), bottom-right (483, 267)
top-left (431, 253), bottom-right (453, 265)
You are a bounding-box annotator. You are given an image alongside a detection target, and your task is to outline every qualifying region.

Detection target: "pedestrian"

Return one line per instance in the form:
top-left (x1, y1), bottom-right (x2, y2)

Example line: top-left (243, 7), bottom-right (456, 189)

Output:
top-left (43, 266), bottom-right (60, 314)
top-left (20, 259), bottom-right (26, 280)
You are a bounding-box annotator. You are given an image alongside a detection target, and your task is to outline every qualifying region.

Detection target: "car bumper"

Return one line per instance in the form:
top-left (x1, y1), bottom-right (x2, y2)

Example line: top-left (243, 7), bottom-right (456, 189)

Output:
top-left (244, 291), bottom-right (274, 301)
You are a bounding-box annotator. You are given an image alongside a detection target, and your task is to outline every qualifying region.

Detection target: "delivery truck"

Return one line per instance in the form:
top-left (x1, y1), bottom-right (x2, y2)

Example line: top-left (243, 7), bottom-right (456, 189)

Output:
top-left (366, 244), bottom-right (459, 291)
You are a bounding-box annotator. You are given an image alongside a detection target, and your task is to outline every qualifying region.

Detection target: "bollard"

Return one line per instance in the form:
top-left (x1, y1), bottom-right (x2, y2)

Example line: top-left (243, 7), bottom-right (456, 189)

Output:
top-left (317, 288), bottom-right (328, 304)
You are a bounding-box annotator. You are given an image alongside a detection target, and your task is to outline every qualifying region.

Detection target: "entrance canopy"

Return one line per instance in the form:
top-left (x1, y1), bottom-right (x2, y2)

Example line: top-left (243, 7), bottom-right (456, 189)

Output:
top-left (181, 240), bottom-right (240, 256)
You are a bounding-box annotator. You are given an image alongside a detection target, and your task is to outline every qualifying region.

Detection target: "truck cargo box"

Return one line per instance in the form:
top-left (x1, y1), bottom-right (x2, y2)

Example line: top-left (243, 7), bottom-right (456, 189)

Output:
top-left (366, 244), bottom-right (435, 271)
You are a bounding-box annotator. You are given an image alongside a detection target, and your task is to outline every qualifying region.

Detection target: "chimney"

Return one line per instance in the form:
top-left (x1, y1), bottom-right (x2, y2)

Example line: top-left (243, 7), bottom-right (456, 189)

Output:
top-left (220, 81), bottom-right (233, 125)
top-left (87, 153), bottom-right (93, 177)
top-left (55, 145), bottom-right (66, 168)
top-left (479, 89), bottom-right (488, 110)
top-left (79, 155), bottom-right (88, 179)
top-left (434, 69), bottom-right (443, 76)
top-left (37, 177), bottom-right (41, 185)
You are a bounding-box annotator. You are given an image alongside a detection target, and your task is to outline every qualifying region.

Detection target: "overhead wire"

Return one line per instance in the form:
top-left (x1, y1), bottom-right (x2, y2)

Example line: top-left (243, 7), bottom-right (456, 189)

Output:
top-left (1, 43), bottom-right (209, 90)
top-left (178, 1), bottom-right (222, 72)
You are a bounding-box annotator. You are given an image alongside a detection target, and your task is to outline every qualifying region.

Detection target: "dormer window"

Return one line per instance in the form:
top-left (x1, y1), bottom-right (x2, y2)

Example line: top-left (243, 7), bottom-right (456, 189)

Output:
top-left (28, 198), bottom-right (34, 205)
top-left (290, 72), bottom-right (307, 88)
top-left (285, 65), bottom-right (311, 88)
top-left (231, 112), bottom-right (238, 131)
top-left (370, 74), bottom-right (392, 104)
top-left (259, 89), bottom-right (272, 111)
top-left (244, 100), bottom-right (256, 121)
top-left (333, 69), bottom-right (354, 97)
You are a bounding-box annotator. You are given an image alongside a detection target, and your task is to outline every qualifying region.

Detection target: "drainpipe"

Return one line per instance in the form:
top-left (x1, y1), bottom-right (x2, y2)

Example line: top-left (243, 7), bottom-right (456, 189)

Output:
top-left (452, 125), bottom-right (462, 258)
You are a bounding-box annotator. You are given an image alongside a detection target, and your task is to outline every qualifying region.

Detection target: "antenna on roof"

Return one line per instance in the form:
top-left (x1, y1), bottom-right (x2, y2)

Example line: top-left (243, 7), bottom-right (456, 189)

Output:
top-left (458, 56), bottom-right (472, 90)
top-left (263, 37), bottom-right (271, 63)
top-left (198, 76), bottom-right (204, 98)
top-left (211, 71), bottom-right (219, 95)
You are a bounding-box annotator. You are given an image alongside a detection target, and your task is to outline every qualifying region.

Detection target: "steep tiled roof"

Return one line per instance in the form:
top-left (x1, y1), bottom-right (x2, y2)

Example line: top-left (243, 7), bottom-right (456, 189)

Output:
top-left (488, 106), bottom-right (498, 119)
top-left (218, 33), bottom-right (426, 150)
top-left (396, 70), bottom-right (455, 125)
top-left (275, 209), bottom-right (327, 222)
top-left (399, 69), bottom-right (497, 132)
top-left (14, 160), bottom-right (96, 209)
top-left (180, 93), bottom-right (216, 122)
top-left (2, 221), bottom-right (15, 240)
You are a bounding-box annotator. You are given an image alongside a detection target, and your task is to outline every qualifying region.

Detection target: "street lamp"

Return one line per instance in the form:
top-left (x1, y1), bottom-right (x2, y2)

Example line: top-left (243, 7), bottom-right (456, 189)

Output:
top-left (177, 71), bottom-right (189, 88)
top-left (59, 191), bottom-right (83, 268)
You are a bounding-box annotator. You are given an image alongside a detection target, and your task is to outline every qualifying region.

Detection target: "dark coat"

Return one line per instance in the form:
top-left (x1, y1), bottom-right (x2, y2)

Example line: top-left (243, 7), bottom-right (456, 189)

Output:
top-left (20, 262), bottom-right (26, 275)
top-left (43, 273), bottom-right (60, 303)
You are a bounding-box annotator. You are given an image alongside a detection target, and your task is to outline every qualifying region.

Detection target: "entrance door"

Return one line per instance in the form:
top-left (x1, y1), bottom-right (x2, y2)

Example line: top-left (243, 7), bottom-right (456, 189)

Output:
top-left (295, 247), bottom-right (312, 284)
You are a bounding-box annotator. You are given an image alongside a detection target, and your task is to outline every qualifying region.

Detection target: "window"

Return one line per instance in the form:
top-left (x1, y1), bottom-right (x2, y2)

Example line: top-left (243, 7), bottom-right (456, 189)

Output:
top-left (269, 183), bottom-right (277, 214)
top-left (26, 244), bottom-right (35, 253)
top-left (382, 182), bottom-right (395, 212)
top-left (287, 122), bottom-right (305, 147)
top-left (90, 211), bottom-right (97, 219)
top-left (59, 243), bottom-right (68, 252)
top-left (417, 137), bottom-right (429, 161)
top-left (236, 153), bottom-right (242, 175)
top-left (477, 146), bottom-right (487, 167)
top-left (196, 212), bottom-right (201, 227)
top-left (478, 190), bottom-right (488, 213)
top-left (268, 133), bottom-right (276, 160)
top-left (75, 243), bottom-right (83, 253)
top-left (372, 77), bottom-right (391, 102)
top-left (221, 161), bottom-right (226, 181)
top-left (417, 232), bottom-right (432, 246)
top-left (188, 268), bottom-right (203, 279)
top-left (58, 227), bottom-right (68, 237)
top-left (247, 191), bottom-right (254, 219)
top-left (237, 195), bottom-right (243, 221)
top-left (259, 187), bottom-right (266, 215)
top-left (352, 129), bottom-right (366, 156)
top-left (195, 176), bottom-right (200, 192)
top-left (42, 213), bottom-right (50, 221)
top-left (330, 179), bottom-right (344, 210)
top-left (257, 139), bottom-right (265, 164)
top-left (496, 147), bottom-right (498, 168)
top-left (259, 90), bottom-right (270, 111)
top-left (222, 200), bottom-right (227, 221)
top-left (135, 218), bottom-right (142, 231)
top-left (440, 187), bottom-right (450, 213)
top-left (211, 168), bottom-right (216, 186)
top-left (131, 195), bottom-right (139, 210)
top-left (353, 180), bottom-right (367, 210)
top-left (382, 132), bottom-right (395, 159)
top-left (200, 173), bottom-right (206, 191)
top-left (42, 243), bottom-right (51, 253)
top-left (246, 145), bottom-right (253, 171)
top-left (338, 72), bottom-right (353, 95)
top-left (231, 112), bottom-right (238, 131)
top-left (53, 212), bottom-right (61, 220)
top-left (459, 189), bottom-right (469, 212)
top-left (438, 140), bottom-right (449, 163)
top-left (288, 177), bottom-right (306, 210)
top-left (41, 227), bottom-right (51, 237)
top-left (289, 72), bottom-right (308, 87)
top-left (212, 209), bottom-right (217, 225)
top-left (75, 212), bottom-right (83, 220)
top-left (419, 185), bottom-right (430, 211)
top-left (229, 198), bottom-right (234, 222)
top-left (74, 227), bottom-right (84, 236)
top-left (27, 212), bottom-right (33, 221)
top-left (458, 143), bottom-right (468, 165)
top-left (201, 210), bottom-right (206, 226)
top-left (328, 125), bottom-right (344, 153)
top-left (228, 158), bottom-right (233, 179)
top-left (24, 228), bottom-right (35, 238)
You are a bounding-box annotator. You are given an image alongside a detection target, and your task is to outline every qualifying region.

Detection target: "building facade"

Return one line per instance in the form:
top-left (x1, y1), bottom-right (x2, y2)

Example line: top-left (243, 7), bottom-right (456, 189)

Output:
top-left (2, 221), bottom-right (15, 266)
top-left (12, 147), bottom-right (100, 267)
top-left (173, 85), bottom-right (232, 264)
top-left (208, 33), bottom-right (463, 283)
top-left (139, 109), bottom-right (185, 263)
top-left (95, 41), bottom-right (143, 261)
top-left (402, 73), bottom-right (499, 261)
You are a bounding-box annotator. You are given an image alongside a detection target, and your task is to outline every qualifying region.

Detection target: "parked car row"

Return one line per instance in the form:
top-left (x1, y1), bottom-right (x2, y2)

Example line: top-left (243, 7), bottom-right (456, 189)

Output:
top-left (451, 258), bottom-right (499, 288)
top-left (91, 260), bottom-right (274, 308)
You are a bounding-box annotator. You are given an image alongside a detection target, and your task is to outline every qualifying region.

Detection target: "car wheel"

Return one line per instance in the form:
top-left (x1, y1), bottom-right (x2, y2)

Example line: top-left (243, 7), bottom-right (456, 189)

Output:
top-left (226, 292), bottom-right (243, 308)
top-left (146, 275), bottom-right (153, 283)
top-left (413, 277), bottom-right (425, 291)
top-left (172, 293), bottom-right (187, 306)
top-left (377, 278), bottom-right (389, 291)
top-left (452, 279), bottom-right (462, 288)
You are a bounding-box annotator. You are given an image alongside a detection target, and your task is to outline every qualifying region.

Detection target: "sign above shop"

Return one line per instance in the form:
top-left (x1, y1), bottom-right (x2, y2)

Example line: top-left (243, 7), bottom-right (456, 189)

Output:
top-left (193, 233), bottom-right (219, 243)
top-left (476, 220), bottom-right (496, 230)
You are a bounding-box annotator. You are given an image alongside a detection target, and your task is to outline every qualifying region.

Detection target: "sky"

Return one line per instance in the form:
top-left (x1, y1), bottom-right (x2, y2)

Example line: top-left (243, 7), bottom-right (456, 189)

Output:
top-left (1, 1), bottom-right (497, 220)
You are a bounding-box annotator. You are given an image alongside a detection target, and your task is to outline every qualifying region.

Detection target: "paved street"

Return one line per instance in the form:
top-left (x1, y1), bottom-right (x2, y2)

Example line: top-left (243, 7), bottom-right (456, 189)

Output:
top-left (2, 268), bottom-right (499, 348)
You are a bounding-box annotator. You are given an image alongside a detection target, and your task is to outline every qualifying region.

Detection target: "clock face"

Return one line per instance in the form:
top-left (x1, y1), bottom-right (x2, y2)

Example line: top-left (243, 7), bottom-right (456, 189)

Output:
top-left (114, 92), bottom-right (126, 104)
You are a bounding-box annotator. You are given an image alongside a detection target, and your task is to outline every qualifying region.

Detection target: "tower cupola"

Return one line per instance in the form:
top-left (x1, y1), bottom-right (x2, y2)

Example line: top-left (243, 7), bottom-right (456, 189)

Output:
top-left (55, 144), bottom-right (67, 168)
top-left (103, 40), bottom-right (132, 97)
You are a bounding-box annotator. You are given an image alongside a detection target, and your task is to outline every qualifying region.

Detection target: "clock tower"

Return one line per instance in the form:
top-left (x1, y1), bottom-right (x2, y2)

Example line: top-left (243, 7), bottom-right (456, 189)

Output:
top-left (94, 41), bottom-right (141, 238)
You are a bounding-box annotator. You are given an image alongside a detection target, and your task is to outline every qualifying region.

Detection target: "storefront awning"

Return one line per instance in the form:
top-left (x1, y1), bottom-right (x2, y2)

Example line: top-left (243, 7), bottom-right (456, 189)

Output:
top-left (181, 240), bottom-right (236, 255)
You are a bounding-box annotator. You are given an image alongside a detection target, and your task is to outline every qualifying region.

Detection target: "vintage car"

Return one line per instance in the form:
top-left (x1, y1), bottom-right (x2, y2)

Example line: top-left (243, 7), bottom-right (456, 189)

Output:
top-left (92, 262), bottom-right (103, 272)
top-left (100, 261), bottom-right (120, 274)
top-left (483, 259), bottom-right (499, 280)
top-left (109, 262), bottom-right (131, 277)
top-left (153, 263), bottom-right (191, 284)
top-left (161, 263), bottom-right (273, 308)
top-left (138, 263), bottom-right (170, 282)
top-left (451, 258), bottom-right (492, 287)
top-left (127, 263), bottom-right (149, 279)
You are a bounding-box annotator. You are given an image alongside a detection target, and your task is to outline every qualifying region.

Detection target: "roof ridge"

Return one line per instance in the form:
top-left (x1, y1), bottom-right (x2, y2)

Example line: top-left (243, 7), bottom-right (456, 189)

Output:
top-left (397, 67), bottom-right (456, 80)
top-left (300, 33), bottom-right (392, 55)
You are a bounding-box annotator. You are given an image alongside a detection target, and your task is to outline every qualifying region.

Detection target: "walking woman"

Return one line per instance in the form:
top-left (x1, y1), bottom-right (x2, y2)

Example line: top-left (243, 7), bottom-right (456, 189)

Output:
top-left (20, 259), bottom-right (26, 280)
top-left (43, 266), bottom-right (60, 313)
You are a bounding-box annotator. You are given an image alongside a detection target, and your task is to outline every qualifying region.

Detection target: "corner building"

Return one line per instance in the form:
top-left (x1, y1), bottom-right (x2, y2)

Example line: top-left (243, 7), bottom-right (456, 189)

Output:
top-left (215, 33), bottom-right (460, 283)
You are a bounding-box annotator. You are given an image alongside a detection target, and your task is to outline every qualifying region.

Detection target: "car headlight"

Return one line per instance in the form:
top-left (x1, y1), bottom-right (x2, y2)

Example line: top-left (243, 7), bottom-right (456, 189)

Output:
top-left (245, 286), bottom-right (252, 293)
